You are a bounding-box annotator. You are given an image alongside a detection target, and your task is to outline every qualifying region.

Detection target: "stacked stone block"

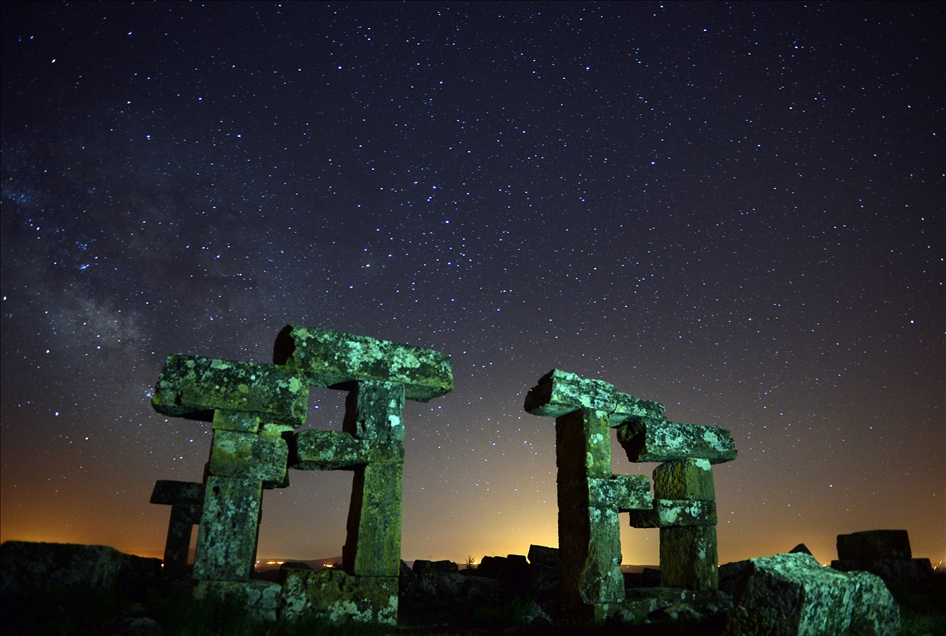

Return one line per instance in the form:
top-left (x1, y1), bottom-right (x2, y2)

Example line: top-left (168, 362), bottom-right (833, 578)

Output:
top-left (149, 480), bottom-right (203, 581)
top-left (524, 369), bottom-right (737, 622)
top-left (149, 325), bottom-right (453, 626)
top-left (832, 529), bottom-right (934, 590)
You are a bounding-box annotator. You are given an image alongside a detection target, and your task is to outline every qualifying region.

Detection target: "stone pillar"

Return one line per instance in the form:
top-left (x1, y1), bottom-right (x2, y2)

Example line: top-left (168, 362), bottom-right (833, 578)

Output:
top-left (150, 480), bottom-right (203, 580)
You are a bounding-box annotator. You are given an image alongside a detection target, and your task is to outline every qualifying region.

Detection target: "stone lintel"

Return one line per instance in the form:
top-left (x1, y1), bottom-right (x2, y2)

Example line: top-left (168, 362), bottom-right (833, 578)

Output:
top-left (618, 418), bottom-right (736, 464)
top-left (274, 325), bottom-right (454, 402)
top-left (653, 459), bottom-right (716, 500)
top-left (628, 500), bottom-right (717, 528)
top-left (524, 369), bottom-right (665, 423)
top-left (209, 429), bottom-right (289, 484)
top-left (291, 430), bottom-right (404, 470)
top-left (150, 480), bottom-right (204, 506)
top-left (151, 355), bottom-right (308, 427)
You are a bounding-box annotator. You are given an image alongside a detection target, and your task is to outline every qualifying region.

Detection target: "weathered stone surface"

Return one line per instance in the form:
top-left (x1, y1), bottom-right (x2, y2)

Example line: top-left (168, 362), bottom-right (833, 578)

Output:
top-left (0, 541), bottom-right (160, 597)
top-left (280, 568), bottom-right (398, 625)
top-left (150, 480), bottom-right (204, 579)
top-left (837, 529), bottom-right (912, 560)
top-left (344, 462), bottom-right (402, 576)
top-left (529, 545), bottom-right (561, 602)
top-left (194, 579), bottom-right (282, 622)
top-left (556, 409), bottom-right (626, 609)
top-left (209, 429), bottom-right (288, 484)
top-left (610, 474), bottom-right (654, 511)
top-left (152, 355), bottom-right (308, 427)
top-left (193, 476), bottom-right (263, 581)
top-left (654, 458), bottom-right (715, 500)
top-left (614, 588), bottom-right (733, 626)
top-left (524, 369), bottom-right (665, 422)
top-left (343, 381), bottom-right (406, 441)
top-left (661, 526), bottom-right (718, 590)
top-left (212, 410), bottom-right (261, 433)
top-left (832, 557), bottom-right (934, 590)
top-left (290, 430), bottom-right (403, 470)
top-left (618, 418), bottom-right (737, 464)
top-left (274, 325), bottom-right (454, 402)
top-left (720, 553), bottom-right (899, 636)
top-left (629, 500), bottom-right (717, 528)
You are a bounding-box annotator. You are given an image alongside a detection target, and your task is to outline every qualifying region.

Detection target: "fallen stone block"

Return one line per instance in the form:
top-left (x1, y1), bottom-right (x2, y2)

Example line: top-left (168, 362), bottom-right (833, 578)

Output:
top-left (152, 355), bottom-right (308, 427)
top-left (274, 325), bottom-right (454, 402)
top-left (720, 552), bottom-right (899, 636)
top-left (618, 418), bottom-right (737, 464)
top-left (614, 588), bottom-right (733, 626)
top-left (209, 429), bottom-right (288, 484)
top-left (832, 557), bottom-right (934, 590)
top-left (524, 369), bottom-right (665, 422)
top-left (194, 579), bottom-right (281, 622)
top-left (280, 567), bottom-right (398, 625)
top-left (837, 529), bottom-right (912, 560)
top-left (0, 541), bottom-right (160, 597)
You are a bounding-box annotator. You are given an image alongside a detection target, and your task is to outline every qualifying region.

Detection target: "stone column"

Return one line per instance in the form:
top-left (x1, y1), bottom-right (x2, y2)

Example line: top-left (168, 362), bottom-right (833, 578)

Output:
top-left (150, 480), bottom-right (204, 580)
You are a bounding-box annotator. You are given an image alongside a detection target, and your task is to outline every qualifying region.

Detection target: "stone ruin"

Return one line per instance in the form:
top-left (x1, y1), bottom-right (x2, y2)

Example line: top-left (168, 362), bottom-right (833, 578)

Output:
top-left (523, 369), bottom-right (737, 623)
top-left (149, 325), bottom-right (454, 624)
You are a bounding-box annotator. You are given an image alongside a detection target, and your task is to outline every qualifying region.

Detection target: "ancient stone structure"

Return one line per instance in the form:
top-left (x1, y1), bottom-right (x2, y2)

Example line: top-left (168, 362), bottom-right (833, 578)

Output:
top-left (149, 325), bottom-right (453, 625)
top-left (524, 369), bottom-right (736, 622)
top-left (149, 480), bottom-right (203, 581)
top-left (832, 529), bottom-right (934, 591)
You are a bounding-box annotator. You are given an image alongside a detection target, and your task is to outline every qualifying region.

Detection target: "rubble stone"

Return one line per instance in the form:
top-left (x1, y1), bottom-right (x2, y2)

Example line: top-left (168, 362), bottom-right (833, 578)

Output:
top-left (618, 418), bottom-right (737, 464)
top-left (274, 325), bottom-right (453, 402)
top-left (280, 567), bottom-right (398, 625)
top-left (152, 354), bottom-right (308, 427)
top-left (720, 553), bottom-right (899, 636)
top-left (194, 579), bottom-right (282, 622)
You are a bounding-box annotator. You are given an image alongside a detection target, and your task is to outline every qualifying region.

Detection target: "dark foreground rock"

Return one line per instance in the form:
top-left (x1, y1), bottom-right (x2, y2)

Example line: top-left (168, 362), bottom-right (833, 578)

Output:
top-left (832, 529), bottom-right (935, 592)
top-left (720, 552), bottom-right (899, 636)
top-left (0, 540), bottom-right (161, 598)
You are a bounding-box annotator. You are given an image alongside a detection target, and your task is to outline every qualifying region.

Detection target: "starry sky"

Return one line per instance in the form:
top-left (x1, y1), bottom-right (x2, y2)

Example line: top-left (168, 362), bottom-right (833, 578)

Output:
top-left (1, 2), bottom-right (943, 569)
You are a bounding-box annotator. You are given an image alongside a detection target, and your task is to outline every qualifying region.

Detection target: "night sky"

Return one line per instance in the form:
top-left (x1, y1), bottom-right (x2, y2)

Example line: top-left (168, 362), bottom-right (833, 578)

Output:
top-left (1, 2), bottom-right (943, 569)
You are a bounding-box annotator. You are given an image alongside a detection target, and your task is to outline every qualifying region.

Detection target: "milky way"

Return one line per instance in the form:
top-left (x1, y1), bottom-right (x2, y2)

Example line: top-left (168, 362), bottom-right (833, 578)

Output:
top-left (1, 2), bottom-right (942, 567)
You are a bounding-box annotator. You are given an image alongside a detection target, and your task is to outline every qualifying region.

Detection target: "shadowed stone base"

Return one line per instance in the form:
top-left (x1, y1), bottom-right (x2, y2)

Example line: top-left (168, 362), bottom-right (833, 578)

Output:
top-left (280, 568), bottom-right (398, 625)
top-left (194, 580), bottom-right (282, 622)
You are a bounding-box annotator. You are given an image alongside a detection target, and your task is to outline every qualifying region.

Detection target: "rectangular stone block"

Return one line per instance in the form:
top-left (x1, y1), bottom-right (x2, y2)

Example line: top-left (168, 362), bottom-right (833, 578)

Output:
top-left (653, 458), bottom-right (715, 500)
top-left (195, 579), bottom-right (282, 622)
top-left (212, 410), bottom-right (260, 433)
top-left (274, 325), bottom-right (454, 402)
top-left (152, 355), bottom-right (309, 427)
top-left (344, 462), bottom-right (403, 577)
top-left (208, 429), bottom-right (288, 484)
top-left (150, 480), bottom-right (203, 507)
top-left (343, 381), bottom-right (406, 441)
top-left (280, 568), bottom-right (398, 625)
top-left (587, 475), bottom-right (652, 511)
top-left (193, 476), bottom-right (262, 581)
top-left (660, 525), bottom-right (718, 591)
top-left (291, 430), bottom-right (403, 470)
top-left (618, 418), bottom-right (737, 464)
top-left (628, 500), bottom-right (717, 528)
top-left (525, 369), bottom-right (665, 423)
top-left (556, 409), bottom-right (613, 481)
top-left (837, 529), bottom-right (912, 560)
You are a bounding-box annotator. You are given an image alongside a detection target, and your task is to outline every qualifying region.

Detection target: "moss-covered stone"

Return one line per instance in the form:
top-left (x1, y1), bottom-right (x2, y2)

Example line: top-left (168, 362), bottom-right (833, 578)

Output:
top-left (212, 410), bottom-right (261, 433)
top-left (653, 458), bottom-right (715, 500)
top-left (209, 429), bottom-right (288, 484)
top-left (344, 462), bottom-right (403, 577)
top-left (628, 500), bottom-right (717, 528)
top-left (290, 430), bottom-right (403, 470)
top-left (524, 369), bottom-right (665, 422)
top-left (152, 355), bottom-right (309, 427)
top-left (618, 418), bottom-right (737, 464)
top-left (274, 325), bottom-right (453, 402)
top-left (194, 579), bottom-right (282, 622)
top-left (193, 476), bottom-right (262, 582)
top-left (280, 568), bottom-right (398, 625)
top-left (660, 526), bottom-right (718, 591)
top-left (343, 381), bottom-right (406, 441)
